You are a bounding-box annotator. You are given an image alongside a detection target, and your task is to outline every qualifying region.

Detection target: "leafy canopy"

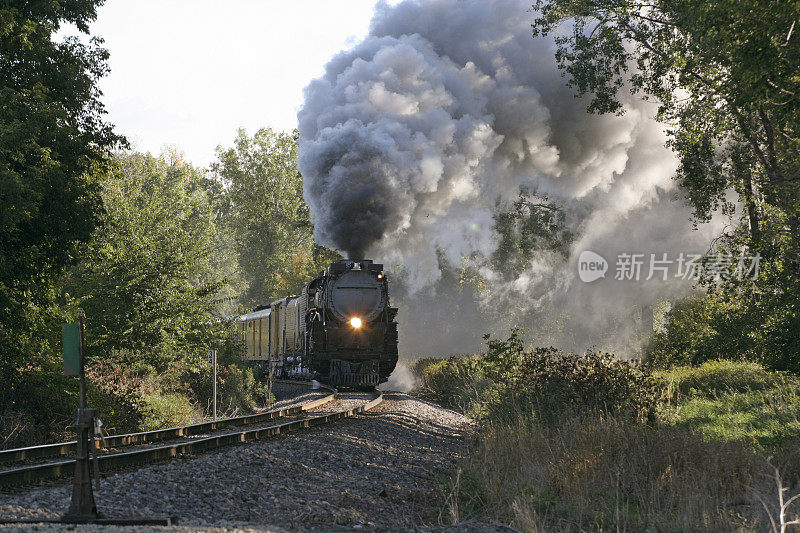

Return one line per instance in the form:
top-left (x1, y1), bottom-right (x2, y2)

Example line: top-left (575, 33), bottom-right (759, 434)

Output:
top-left (534, 0), bottom-right (800, 371)
top-left (211, 128), bottom-right (338, 304)
top-left (66, 151), bottom-right (234, 371)
top-left (532, 0), bottom-right (800, 249)
top-left (0, 0), bottom-right (121, 393)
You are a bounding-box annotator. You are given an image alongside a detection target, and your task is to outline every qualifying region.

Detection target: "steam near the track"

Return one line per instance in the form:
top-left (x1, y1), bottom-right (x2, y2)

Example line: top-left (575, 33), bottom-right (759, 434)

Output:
top-left (298, 0), bottom-right (724, 355)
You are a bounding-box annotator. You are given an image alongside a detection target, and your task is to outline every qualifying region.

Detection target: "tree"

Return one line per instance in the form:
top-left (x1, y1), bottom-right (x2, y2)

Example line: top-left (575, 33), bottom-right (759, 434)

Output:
top-left (532, 0), bottom-right (800, 258)
top-left (0, 1), bottom-right (121, 396)
top-left (492, 189), bottom-right (573, 281)
top-left (532, 0), bottom-right (800, 370)
top-left (212, 128), bottom-right (338, 305)
top-left (66, 151), bottom-right (235, 371)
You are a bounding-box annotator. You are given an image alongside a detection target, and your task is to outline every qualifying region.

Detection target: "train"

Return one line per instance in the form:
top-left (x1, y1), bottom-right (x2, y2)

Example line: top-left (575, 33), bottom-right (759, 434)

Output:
top-left (236, 259), bottom-right (398, 389)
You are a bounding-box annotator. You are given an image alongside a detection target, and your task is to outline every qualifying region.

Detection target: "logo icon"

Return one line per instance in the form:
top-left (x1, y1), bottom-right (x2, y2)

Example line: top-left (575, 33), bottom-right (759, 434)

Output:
top-left (578, 250), bottom-right (608, 282)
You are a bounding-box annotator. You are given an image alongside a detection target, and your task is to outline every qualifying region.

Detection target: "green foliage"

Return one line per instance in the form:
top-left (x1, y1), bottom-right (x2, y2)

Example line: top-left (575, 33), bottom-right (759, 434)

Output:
top-left (140, 392), bottom-right (199, 431)
top-left (658, 359), bottom-right (786, 399)
top-left (0, 354), bottom-right (149, 449)
top-left (658, 361), bottom-right (800, 446)
top-left (533, 0), bottom-right (800, 372)
top-left (212, 128), bottom-right (339, 304)
top-left (184, 333), bottom-right (264, 414)
top-left (85, 358), bottom-right (147, 434)
top-left (647, 282), bottom-right (800, 372)
top-left (426, 354), bottom-right (800, 530)
top-left (482, 328), bottom-right (525, 381)
top-left (492, 190), bottom-right (573, 281)
top-left (414, 356), bottom-right (494, 417)
top-left (65, 151), bottom-right (234, 370)
top-left (415, 330), bottom-right (667, 424)
top-left (509, 347), bottom-right (667, 424)
top-left (0, 0), bottom-right (122, 405)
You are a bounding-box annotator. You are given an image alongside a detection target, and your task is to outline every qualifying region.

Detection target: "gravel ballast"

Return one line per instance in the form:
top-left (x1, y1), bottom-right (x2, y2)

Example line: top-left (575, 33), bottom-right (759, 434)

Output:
top-left (0, 393), bottom-right (474, 532)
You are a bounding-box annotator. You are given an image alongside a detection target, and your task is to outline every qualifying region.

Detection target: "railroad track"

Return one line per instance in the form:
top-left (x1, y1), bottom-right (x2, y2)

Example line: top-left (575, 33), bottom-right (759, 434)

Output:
top-left (0, 385), bottom-right (382, 489)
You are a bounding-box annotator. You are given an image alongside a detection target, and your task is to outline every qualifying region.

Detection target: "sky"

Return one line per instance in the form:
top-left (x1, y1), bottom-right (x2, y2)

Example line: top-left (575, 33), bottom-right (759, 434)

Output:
top-left (64, 0), bottom-right (386, 167)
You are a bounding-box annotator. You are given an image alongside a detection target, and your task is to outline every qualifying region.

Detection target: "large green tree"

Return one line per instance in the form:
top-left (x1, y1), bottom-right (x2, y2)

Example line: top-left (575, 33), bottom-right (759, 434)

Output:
top-left (0, 1), bottom-right (121, 394)
top-left (532, 0), bottom-right (800, 257)
top-left (66, 151), bottom-right (235, 371)
top-left (531, 0), bottom-right (800, 369)
top-left (212, 128), bottom-right (338, 305)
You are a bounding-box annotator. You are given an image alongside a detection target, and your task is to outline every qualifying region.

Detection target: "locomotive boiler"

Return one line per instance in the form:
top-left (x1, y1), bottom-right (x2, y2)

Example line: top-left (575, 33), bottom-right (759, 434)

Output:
top-left (237, 260), bottom-right (398, 388)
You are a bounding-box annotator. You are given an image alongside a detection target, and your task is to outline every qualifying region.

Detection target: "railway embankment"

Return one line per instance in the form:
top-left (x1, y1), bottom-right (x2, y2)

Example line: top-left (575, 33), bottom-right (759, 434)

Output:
top-left (0, 392), bottom-right (478, 531)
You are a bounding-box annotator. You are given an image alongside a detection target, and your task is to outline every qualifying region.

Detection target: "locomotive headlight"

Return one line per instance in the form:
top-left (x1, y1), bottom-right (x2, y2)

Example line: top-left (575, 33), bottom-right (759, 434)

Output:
top-left (377, 273), bottom-right (383, 279)
top-left (350, 317), bottom-right (362, 328)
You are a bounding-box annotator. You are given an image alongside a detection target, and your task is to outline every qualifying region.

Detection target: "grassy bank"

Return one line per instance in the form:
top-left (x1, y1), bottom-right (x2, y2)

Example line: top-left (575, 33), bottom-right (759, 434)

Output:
top-left (0, 339), bottom-right (269, 448)
top-left (414, 335), bottom-right (800, 531)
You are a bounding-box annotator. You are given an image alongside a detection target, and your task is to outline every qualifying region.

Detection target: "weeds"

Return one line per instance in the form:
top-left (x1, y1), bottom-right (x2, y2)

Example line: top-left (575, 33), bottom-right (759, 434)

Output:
top-left (418, 331), bottom-right (800, 531)
top-left (456, 415), bottom-right (760, 530)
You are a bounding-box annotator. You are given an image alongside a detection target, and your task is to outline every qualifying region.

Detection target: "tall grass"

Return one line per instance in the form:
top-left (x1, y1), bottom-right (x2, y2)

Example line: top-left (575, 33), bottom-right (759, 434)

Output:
top-left (455, 415), bottom-right (764, 531)
top-left (418, 335), bottom-right (800, 531)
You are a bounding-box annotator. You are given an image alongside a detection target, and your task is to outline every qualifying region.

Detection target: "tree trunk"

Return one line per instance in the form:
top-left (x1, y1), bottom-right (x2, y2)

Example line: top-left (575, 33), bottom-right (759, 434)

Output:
top-left (742, 168), bottom-right (761, 246)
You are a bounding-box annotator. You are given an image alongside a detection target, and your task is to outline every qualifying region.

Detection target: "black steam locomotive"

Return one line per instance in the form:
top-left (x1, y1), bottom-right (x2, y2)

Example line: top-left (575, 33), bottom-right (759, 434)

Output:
top-left (237, 260), bottom-right (398, 388)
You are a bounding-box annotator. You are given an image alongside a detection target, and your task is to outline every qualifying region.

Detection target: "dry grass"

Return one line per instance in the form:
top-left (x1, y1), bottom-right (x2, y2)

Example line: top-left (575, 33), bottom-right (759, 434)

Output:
top-left (418, 343), bottom-right (800, 531)
top-left (450, 413), bottom-right (800, 531)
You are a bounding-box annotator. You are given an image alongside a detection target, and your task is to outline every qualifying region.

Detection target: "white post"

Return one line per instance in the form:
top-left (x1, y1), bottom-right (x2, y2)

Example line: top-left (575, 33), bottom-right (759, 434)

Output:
top-left (209, 349), bottom-right (218, 420)
top-left (212, 349), bottom-right (217, 421)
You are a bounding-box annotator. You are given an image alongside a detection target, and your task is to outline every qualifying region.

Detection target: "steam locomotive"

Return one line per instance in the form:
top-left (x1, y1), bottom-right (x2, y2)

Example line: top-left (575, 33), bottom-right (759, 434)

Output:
top-left (236, 260), bottom-right (398, 388)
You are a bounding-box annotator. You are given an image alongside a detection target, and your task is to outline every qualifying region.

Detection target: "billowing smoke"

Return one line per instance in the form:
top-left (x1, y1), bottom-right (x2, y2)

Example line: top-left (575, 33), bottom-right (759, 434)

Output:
top-left (379, 361), bottom-right (417, 393)
top-left (298, 0), bottom-right (724, 356)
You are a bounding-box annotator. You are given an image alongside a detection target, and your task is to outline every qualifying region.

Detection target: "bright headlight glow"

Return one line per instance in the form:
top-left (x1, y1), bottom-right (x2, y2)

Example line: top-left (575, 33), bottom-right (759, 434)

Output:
top-left (350, 317), bottom-right (362, 328)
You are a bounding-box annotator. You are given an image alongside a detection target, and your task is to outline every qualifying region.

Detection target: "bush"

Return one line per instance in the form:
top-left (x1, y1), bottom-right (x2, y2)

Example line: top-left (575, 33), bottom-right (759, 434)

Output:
top-left (140, 392), bottom-right (199, 430)
top-left (421, 336), bottom-right (800, 531)
top-left (414, 356), bottom-right (491, 415)
top-left (85, 357), bottom-right (147, 434)
top-left (646, 286), bottom-right (800, 373)
top-left (415, 331), bottom-right (668, 424)
top-left (1, 355), bottom-right (149, 448)
top-left (506, 347), bottom-right (668, 424)
top-left (184, 335), bottom-right (263, 415)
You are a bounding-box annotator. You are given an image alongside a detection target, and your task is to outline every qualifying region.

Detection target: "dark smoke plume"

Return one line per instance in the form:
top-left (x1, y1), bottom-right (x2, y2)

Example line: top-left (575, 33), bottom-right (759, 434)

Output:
top-left (298, 0), bottom-right (725, 355)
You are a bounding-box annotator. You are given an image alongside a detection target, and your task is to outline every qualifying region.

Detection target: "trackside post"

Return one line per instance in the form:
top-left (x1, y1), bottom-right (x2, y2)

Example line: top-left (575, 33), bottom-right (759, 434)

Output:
top-left (52, 312), bottom-right (176, 526)
top-left (209, 349), bottom-right (218, 420)
top-left (62, 311), bottom-right (99, 522)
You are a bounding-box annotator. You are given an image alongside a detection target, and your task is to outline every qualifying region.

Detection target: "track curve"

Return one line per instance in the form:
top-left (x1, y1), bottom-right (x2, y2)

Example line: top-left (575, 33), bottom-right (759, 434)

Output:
top-left (0, 385), bottom-right (381, 489)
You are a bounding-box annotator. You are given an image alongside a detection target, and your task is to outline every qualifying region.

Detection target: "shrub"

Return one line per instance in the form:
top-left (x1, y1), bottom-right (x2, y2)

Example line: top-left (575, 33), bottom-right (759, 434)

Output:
top-left (415, 331), bottom-right (668, 424)
top-left (85, 357), bottom-right (147, 434)
top-left (646, 287), bottom-right (800, 373)
top-left (414, 356), bottom-right (488, 414)
top-left (1, 355), bottom-right (150, 448)
top-left (140, 392), bottom-right (199, 430)
top-left (507, 347), bottom-right (669, 424)
top-left (184, 336), bottom-right (263, 415)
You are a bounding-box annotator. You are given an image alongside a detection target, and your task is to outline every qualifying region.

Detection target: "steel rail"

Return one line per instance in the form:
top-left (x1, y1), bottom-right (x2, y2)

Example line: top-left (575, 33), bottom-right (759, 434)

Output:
top-left (0, 391), bottom-right (381, 489)
top-left (0, 383), bottom-right (335, 465)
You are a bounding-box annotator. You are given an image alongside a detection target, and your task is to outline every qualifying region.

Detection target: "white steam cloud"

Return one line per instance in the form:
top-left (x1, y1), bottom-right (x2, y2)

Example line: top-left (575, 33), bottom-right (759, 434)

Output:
top-left (298, 0), bottom-right (724, 356)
